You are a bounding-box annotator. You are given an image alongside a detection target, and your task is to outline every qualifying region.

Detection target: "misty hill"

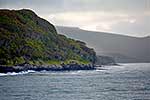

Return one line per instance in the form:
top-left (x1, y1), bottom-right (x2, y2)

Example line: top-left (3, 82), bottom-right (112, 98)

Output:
top-left (0, 9), bottom-right (96, 66)
top-left (96, 55), bottom-right (116, 65)
top-left (56, 26), bottom-right (150, 63)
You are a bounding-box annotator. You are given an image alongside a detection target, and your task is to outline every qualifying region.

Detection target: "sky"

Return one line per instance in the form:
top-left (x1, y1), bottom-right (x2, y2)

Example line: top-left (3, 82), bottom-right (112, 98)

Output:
top-left (0, 0), bottom-right (149, 37)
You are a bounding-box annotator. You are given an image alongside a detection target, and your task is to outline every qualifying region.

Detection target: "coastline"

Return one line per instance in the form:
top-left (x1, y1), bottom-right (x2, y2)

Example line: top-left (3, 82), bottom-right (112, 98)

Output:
top-left (0, 63), bottom-right (96, 73)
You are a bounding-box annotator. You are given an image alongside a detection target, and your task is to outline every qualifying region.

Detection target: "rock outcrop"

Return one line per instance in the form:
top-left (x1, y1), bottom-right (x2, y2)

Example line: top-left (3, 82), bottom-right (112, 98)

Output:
top-left (0, 63), bottom-right (95, 73)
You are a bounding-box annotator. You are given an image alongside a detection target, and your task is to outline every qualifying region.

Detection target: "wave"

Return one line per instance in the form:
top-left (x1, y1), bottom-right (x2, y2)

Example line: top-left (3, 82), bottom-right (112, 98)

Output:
top-left (0, 70), bottom-right (36, 76)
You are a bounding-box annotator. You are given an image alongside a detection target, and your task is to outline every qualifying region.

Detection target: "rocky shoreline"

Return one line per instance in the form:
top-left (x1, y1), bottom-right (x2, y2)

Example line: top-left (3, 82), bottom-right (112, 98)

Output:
top-left (0, 63), bottom-right (96, 73)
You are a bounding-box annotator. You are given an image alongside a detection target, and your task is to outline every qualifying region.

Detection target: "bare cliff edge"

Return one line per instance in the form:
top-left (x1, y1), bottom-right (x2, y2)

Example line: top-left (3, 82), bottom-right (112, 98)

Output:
top-left (0, 9), bottom-right (96, 73)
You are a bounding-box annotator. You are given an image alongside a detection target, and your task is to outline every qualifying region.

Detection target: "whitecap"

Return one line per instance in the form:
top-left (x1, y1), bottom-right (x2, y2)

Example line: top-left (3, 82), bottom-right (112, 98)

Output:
top-left (0, 70), bottom-right (36, 76)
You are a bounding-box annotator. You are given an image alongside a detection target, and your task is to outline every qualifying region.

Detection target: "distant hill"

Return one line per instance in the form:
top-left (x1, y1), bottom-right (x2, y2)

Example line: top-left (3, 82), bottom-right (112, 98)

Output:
top-left (95, 55), bottom-right (116, 65)
top-left (0, 9), bottom-right (96, 66)
top-left (56, 26), bottom-right (150, 63)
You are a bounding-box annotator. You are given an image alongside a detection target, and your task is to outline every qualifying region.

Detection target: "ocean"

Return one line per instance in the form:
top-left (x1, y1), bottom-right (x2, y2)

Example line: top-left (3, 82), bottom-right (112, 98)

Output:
top-left (0, 63), bottom-right (150, 100)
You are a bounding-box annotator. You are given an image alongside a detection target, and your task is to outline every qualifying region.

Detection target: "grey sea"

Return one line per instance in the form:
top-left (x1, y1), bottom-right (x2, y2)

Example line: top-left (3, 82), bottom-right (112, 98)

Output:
top-left (0, 63), bottom-right (150, 100)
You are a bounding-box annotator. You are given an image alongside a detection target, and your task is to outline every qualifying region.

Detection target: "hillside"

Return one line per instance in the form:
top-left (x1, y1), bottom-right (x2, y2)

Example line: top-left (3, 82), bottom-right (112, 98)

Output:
top-left (0, 9), bottom-right (96, 66)
top-left (56, 26), bottom-right (150, 63)
top-left (95, 56), bottom-right (116, 65)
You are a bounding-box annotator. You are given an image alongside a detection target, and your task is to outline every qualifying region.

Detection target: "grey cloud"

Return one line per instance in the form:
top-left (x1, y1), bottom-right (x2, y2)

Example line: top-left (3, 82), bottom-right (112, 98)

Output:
top-left (0, 0), bottom-right (148, 13)
top-left (109, 16), bottom-right (150, 37)
top-left (0, 0), bottom-right (66, 13)
top-left (0, 0), bottom-right (149, 37)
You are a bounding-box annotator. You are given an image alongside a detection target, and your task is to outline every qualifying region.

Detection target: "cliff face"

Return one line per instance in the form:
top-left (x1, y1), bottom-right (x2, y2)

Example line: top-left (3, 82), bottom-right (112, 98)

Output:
top-left (0, 9), bottom-right (96, 65)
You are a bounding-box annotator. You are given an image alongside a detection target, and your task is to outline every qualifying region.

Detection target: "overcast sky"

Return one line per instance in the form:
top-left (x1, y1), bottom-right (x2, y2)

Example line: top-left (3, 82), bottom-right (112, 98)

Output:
top-left (0, 0), bottom-right (149, 37)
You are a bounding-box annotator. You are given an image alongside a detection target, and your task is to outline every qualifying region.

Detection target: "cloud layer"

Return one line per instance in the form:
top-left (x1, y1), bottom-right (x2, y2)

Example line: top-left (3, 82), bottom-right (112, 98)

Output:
top-left (0, 0), bottom-right (149, 37)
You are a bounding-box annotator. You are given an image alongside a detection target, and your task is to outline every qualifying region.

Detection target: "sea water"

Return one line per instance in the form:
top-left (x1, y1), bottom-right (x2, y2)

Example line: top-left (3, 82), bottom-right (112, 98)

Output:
top-left (0, 63), bottom-right (150, 100)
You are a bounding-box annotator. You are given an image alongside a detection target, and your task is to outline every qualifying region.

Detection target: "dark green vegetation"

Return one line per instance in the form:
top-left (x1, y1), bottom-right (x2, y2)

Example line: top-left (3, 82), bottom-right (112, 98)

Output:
top-left (0, 9), bottom-right (96, 66)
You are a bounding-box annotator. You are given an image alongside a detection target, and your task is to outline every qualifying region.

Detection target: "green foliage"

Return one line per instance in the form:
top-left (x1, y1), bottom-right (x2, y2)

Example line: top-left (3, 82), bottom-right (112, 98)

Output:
top-left (0, 9), bottom-right (96, 66)
top-left (0, 16), bottom-right (11, 23)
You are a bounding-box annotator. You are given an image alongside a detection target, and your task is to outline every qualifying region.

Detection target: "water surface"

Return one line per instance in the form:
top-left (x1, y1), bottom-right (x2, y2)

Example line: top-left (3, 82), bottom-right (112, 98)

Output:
top-left (0, 63), bottom-right (150, 100)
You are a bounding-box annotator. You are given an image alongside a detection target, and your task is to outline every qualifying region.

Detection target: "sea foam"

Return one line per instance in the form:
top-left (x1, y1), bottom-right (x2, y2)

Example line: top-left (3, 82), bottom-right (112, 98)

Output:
top-left (0, 70), bottom-right (35, 76)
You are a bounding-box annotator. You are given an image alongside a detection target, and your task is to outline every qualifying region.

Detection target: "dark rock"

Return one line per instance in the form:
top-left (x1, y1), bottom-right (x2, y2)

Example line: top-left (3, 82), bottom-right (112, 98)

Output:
top-left (0, 63), bottom-right (96, 73)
